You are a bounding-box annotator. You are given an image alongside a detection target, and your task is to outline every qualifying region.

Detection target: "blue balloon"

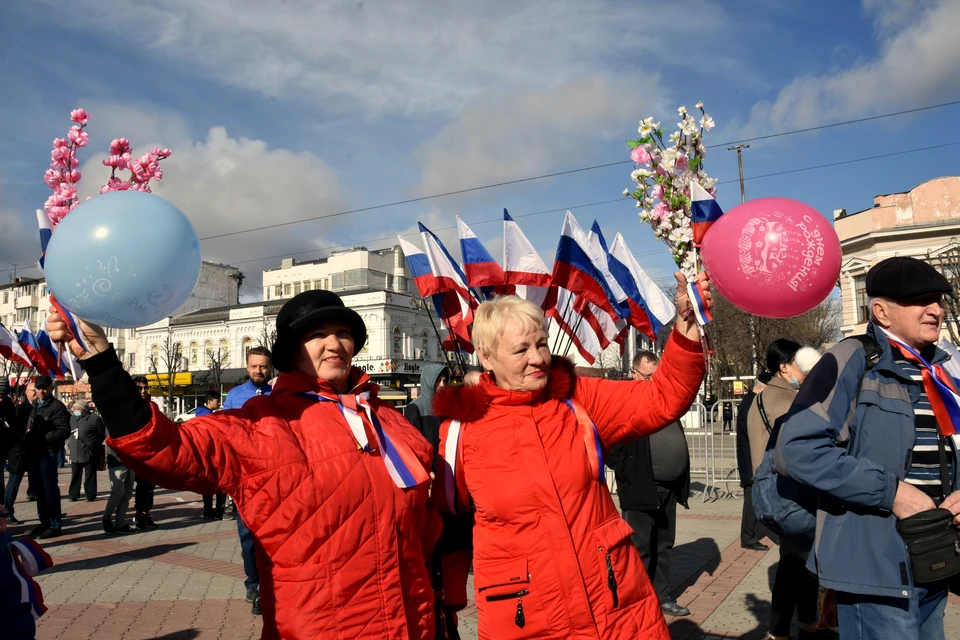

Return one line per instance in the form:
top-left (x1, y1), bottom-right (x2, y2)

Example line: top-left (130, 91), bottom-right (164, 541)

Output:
top-left (44, 191), bottom-right (202, 328)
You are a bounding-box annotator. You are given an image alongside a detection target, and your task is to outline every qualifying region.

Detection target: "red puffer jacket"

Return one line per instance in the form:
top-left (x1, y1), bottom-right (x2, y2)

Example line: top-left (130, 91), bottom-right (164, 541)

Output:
top-left (107, 368), bottom-right (441, 640)
top-left (433, 331), bottom-right (705, 640)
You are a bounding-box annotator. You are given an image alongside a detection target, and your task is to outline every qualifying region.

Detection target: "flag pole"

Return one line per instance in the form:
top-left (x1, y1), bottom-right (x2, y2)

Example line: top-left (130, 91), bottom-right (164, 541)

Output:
top-left (551, 290), bottom-right (573, 355)
top-left (423, 297), bottom-right (456, 379)
top-left (562, 312), bottom-right (586, 359)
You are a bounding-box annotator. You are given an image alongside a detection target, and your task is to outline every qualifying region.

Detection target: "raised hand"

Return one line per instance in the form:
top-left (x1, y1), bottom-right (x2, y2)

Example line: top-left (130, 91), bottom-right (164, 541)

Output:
top-left (674, 271), bottom-right (712, 341)
top-left (46, 309), bottom-right (110, 359)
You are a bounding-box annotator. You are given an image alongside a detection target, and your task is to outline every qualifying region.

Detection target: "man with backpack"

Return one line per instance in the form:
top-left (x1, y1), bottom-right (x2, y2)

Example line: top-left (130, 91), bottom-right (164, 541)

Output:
top-left (778, 257), bottom-right (959, 640)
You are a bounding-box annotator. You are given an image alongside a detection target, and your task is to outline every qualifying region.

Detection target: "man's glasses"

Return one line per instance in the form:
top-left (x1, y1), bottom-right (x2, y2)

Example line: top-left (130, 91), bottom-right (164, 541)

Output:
top-left (631, 369), bottom-right (653, 380)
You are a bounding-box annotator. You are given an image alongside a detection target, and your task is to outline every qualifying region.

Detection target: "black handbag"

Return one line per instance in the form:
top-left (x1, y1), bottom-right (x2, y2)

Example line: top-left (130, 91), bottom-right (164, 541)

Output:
top-left (896, 436), bottom-right (960, 584)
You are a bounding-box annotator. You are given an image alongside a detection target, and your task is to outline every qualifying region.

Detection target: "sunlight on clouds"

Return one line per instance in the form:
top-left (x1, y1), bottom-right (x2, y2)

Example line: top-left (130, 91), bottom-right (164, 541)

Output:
top-left (415, 74), bottom-right (660, 197)
top-left (746, 0), bottom-right (960, 131)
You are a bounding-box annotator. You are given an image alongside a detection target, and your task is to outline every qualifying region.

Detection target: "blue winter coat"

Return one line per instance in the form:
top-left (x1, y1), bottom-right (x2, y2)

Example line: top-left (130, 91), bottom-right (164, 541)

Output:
top-left (778, 323), bottom-right (958, 599)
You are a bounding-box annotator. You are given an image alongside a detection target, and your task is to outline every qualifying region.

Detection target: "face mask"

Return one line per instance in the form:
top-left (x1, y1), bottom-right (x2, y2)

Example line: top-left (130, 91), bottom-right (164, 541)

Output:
top-left (789, 377), bottom-right (800, 391)
top-left (73, 411), bottom-right (82, 417)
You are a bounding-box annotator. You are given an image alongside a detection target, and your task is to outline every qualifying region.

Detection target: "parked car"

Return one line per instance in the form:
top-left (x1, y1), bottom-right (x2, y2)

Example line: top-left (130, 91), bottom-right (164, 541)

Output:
top-left (174, 407), bottom-right (197, 423)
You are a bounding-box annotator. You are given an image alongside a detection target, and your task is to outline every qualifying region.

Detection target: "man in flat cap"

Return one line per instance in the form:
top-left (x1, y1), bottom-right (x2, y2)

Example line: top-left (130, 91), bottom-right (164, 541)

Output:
top-left (778, 256), bottom-right (958, 639)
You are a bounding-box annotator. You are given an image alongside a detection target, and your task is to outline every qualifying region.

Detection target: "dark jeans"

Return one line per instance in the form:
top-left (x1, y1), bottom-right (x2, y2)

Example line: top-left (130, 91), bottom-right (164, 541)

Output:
top-left (57, 443), bottom-right (66, 468)
top-left (741, 485), bottom-right (761, 545)
top-left (202, 494), bottom-right (227, 514)
top-left (237, 514), bottom-right (260, 590)
top-left (135, 479), bottom-right (155, 514)
top-left (769, 536), bottom-right (819, 636)
top-left (30, 452), bottom-right (62, 529)
top-left (623, 484), bottom-right (678, 603)
top-left (4, 472), bottom-right (24, 518)
top-left (69, 461), bottom-right (98, 501)
top-left (722, 418), bottom-right (732, 431)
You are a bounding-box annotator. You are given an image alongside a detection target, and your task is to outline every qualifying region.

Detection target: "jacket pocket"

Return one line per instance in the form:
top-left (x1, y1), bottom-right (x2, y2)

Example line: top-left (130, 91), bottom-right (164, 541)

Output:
top-left (475, 557), bottom-right (546, 636)
top-left (593, 517), bottom-right (650, 610)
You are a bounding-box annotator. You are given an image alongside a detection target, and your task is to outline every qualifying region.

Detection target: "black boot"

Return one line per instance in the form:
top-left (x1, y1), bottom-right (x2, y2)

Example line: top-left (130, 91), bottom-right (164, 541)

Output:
top-left (135, 513), bottom-right (147, 530)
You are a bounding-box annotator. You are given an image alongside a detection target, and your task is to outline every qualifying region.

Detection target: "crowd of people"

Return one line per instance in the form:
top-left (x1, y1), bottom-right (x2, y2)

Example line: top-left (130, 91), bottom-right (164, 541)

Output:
top-left (0, 257), bottom-right (956, 639)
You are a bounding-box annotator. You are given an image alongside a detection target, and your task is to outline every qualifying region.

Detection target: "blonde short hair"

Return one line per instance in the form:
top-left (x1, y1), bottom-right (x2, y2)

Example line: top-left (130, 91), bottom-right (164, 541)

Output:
top-left (472, 295), bottom-right (548, 357)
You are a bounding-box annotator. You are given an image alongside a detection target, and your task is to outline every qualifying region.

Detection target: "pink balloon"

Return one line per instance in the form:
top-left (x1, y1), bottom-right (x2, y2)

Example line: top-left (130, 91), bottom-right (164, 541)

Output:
top-left (700, 198), bottom-right (841, 318)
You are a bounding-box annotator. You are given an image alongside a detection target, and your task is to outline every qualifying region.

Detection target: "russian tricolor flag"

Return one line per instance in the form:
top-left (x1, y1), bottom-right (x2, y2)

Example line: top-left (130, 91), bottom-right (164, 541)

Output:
top-left (546, 287), bottom-right (601, 364)
top-left (587, 221), bottom-right (632, 321)
top-left (609, 233), bottom-right (677, 337)
top-left (36, 210), bottom-right (52, 272)
top-left (503, 210), bottom-right (551, 309)
top-left (690, 182), bottom-right (724, 246)
top-left (397, 236), bottom-right (440, 297)
top-left (419, 223), bottom-right (477, 304)
top-left (17, 321), bottom-right (49, 376)
top-left (36, 329), bottom-right (65, 379)
top-left (0, 322), bottom-right (32, 368)
top-left (456, 217), bottom-right (511, 298)
top-left (48, 295), bottom-right (93, 354)
top-left (550, 212), bottom-right (618, 319)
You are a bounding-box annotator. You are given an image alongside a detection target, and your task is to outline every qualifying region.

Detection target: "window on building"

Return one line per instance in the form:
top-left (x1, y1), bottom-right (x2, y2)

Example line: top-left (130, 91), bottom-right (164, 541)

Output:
top-left (393, 327), bottom-right (403, 357)
top-left (203, 340), bottom-right (213, 366)
top-left (242, 337), bottom-right (253, 358)
top-left (314, 279), bottom-right (323, 291)
top-left (294, 281), bottom-right (302, 296)
top-left (150, 345), bottom-right (160, 369)
top-left (322, 278), bottom-right (329, 289)
top-left (855, 275), bottom-right (869, 323)
top-left (332, 273), bottom-right (345, 290)
top-left (128, 353), bottom-right (136, 369)
top-left (387, 274), bottom-right (394, 291)
top-left (344, 269), bottom-right (368, 289)
top-left (40, 285), bottom-right (46, 297)
top-left (303, 280), bottom-right (311, 292)
top-left (275, 285), bottom-right (283, 298)
top-left (189, 342), bottom-right (199, 366)
top-left (283, 283), bottom-right (292, 296)
top-left (421, 331), bottom-right (429, 358)
top-left (2, 292), bottom-right (7, 304)
top-left (219, 339), bottom-right (229, 363)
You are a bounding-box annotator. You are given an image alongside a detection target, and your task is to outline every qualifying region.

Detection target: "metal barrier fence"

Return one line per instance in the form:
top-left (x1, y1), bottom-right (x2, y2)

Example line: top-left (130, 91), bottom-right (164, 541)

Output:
top-left (604, 398), bottom-right (746, 503)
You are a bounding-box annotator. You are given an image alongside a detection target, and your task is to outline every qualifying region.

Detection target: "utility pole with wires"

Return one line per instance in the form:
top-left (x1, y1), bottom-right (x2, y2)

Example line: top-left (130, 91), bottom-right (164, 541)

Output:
top-left (727, 144), bottom-right (758, 374)
top-left (727, 144), bottom-right (750, 204)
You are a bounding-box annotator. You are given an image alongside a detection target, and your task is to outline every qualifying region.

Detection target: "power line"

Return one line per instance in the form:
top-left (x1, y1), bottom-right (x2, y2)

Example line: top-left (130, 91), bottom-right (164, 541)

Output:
top-left (224, 139), bottom-right (960, 269)
top-left (198, 99), bottom-right (960, 242)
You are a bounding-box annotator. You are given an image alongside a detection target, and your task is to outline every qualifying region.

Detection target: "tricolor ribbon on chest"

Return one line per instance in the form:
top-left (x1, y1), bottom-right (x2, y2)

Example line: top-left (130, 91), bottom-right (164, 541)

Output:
top-left (299, 391), bottom-right (429, 489)
top-left (885, 332), bottom-right (960, 438)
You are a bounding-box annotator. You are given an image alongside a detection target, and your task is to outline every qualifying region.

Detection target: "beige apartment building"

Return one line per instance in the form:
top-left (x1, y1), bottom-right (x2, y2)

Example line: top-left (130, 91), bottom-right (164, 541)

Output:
top-left (836, 176), bottom-right (960, 337)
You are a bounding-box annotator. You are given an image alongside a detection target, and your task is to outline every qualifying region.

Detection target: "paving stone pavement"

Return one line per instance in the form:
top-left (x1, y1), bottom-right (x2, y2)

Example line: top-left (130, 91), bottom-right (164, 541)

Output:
top-left (7, 469), bottom-right (959, 639)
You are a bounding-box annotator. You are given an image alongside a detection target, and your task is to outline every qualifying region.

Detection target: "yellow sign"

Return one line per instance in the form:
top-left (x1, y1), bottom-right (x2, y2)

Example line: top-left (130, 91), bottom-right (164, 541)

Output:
top-left (732, 381), bottom-right (744, 396)
top-left (147, 372), bottom-right (193, 387)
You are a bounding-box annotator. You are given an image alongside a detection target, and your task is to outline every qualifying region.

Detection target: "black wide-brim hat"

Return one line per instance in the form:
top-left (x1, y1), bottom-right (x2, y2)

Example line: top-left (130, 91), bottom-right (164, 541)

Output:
top-left (271, 290), bottom-right (367, 373)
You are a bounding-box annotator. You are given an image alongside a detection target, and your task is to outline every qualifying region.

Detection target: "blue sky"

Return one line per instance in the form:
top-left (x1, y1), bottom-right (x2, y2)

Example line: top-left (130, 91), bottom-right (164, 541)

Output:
top-left (1, 0), bottom-right (959, 300)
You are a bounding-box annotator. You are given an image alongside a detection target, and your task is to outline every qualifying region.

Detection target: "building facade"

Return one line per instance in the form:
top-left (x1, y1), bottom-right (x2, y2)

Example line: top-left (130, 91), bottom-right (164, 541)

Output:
top-left (836, 176), bottom-right (960, 336)
top-left (135, 288), bottom-right (448, 414)
top-left (261, 246), bottom-right (411, 301)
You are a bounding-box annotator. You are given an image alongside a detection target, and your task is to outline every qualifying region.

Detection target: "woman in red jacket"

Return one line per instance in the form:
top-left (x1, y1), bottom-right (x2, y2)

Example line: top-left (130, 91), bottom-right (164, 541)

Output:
top-left (47, 290), bottom-right (441, 640)
top-left (433, 273), bottom-right (710, 640)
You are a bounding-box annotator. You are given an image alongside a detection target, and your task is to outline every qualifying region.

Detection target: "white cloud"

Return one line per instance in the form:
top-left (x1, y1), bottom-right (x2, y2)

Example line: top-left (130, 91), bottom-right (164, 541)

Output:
top-left (746, 0), bottom-right (960, 131)
top-left (416, 74), bottom-right (659, 195)
top-left (30, 0), bottom-right (727, 118)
